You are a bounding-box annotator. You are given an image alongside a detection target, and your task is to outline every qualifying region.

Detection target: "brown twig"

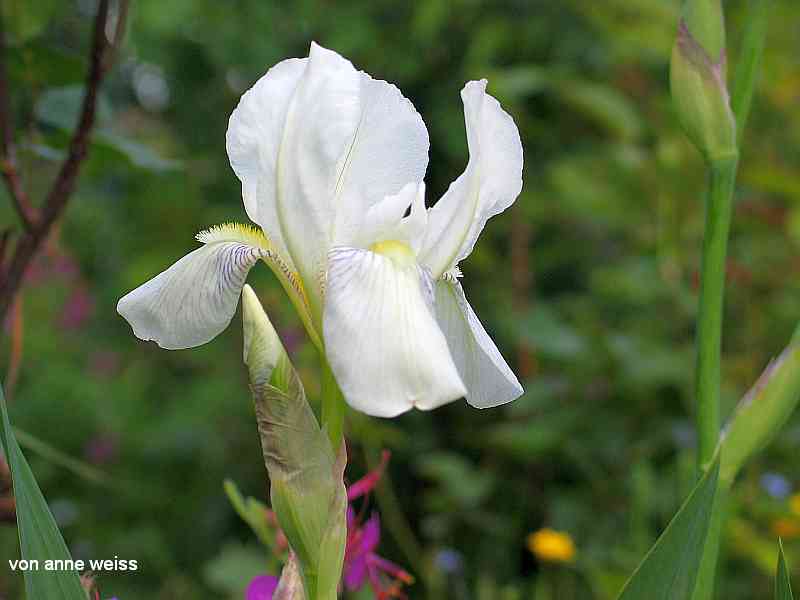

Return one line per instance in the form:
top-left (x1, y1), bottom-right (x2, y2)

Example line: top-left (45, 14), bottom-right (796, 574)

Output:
top-left (0, 0), bottom-right (127, 322)
top-left (4, 296), bottom-right (23, 399)
top-left (0, 17), bottom-right (37, 229)
top-left (0, 228), bottom-right (10, 268)
top-left (102, 0), bottom-right (130, 76)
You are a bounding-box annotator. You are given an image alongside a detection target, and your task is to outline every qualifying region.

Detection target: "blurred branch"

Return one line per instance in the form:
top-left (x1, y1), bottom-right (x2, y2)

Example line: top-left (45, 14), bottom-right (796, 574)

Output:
top-left (4, 296), bottom-right (22, 399)
top-left (0, 0), bottom-right (129, 323)
top-left (0, 17), bottom-right (37, 229)
top-left (0, 228), bottom-right (10, 268)
top-left (102, 0), bottom-right (130, 76)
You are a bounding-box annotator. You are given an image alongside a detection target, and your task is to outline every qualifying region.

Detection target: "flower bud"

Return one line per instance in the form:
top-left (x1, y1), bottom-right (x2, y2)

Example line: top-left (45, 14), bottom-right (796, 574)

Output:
top-left (720, 345), bottom-right (800, 485)
top-left (681, 0), bottom-right (725, 60)
top-left (242, 284), bottom-right (288, 387)
top-left (670, 18), bottom-right (737, 162)
top-left (242, 285), bottom-right (347, 599)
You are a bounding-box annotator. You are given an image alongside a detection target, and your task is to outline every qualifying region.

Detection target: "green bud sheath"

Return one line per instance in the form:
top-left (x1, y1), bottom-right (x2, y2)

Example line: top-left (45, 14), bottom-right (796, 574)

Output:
top-left (242, 285), bottom-right (347, 600)
top-left (681, 0), bottom-right (726, 60)
top-left (670, 20), bottom-right (737, 162)
top-left (719, 344), bottom-right (800, 486)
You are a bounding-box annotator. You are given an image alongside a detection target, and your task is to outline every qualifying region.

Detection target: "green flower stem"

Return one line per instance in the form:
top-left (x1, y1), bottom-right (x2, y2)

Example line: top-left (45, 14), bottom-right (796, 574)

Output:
top-left (691, 6), bottom-right (771, 597)
top-left (695, 154), bottom-right (738, 472)
top-left (321, 359), bottom-right (345, 451)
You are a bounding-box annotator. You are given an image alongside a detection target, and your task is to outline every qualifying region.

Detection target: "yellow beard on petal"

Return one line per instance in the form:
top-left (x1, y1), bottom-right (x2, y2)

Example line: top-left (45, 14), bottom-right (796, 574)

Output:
top-left (195, 222), bottom-right (321, 350)
top-left (195, 222), bottom-right (272, 251)
top-left (370, 240), bottom-right (416, 267)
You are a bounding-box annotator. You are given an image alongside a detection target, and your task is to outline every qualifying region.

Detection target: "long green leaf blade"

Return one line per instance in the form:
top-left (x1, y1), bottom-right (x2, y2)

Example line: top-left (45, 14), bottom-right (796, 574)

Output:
top-left (777, 539), bottom-right (794, 600)
top-left (0, 384), bottom-right (86, 600)
top-left (617, 458), bottom-right (720, 600)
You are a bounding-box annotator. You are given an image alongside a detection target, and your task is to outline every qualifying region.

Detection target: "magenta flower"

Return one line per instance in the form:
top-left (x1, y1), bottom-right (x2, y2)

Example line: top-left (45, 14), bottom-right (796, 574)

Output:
top-left (244, 450), bottom-right (412, 599)
top-left (343, 451), bottom-right (413, 599)
top-left (245, 574), bottom-right (279, 600)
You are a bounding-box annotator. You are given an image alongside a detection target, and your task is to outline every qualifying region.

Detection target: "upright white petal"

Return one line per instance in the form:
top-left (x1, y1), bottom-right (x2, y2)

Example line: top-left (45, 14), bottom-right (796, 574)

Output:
top-left (420, 80), bottom-right (523, 279)
top-left (226, 57), bottom-right (307, 265)
top-left (331, 71), bottom-right (429, 248)
top-left (434, 279), bottom-right (523, 408)
top-left (117, 238), bottom-right (266, 350)
top-left (323, 247), bottom-right (466, 417)
top-left (274, 42), bottom-right (360, 306)
top-left (227, 42), bottom-right (429, 314)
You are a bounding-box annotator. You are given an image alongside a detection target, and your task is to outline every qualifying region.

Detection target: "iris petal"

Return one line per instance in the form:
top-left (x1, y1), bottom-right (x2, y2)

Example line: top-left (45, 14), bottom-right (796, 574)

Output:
top-left (421, 80), bottom-right (523, 279)
top-left (434, 279), bottom-right (523, 408)
top-left (323, 247), bottom-right (465, 417)
top-left (227, 42), bottom-right (429, 317)
top-left (118, 233), bottom-right (266, 350)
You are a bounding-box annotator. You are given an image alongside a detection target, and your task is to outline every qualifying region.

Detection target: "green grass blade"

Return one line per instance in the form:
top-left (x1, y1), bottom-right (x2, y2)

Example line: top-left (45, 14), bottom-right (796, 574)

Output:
top-left (0, 384), bottom-right (86, 600)
top-left (616, 458), bottom-right (720, 600)
top-left (777, 539), bottom-right (794, 600)
top-left (14, 426), bottom-right (113, 488)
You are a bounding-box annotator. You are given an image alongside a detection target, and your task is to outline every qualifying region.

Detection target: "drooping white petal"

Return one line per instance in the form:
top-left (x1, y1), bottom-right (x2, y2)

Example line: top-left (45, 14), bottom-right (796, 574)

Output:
top-left (420, 80), bottom-right (523, 279)
top-left (227, 42), bottom-right (429, 313)
top-left (117, 236), bottom-right (266, 350)
top-left (434, 279), bottom-right (523, 408)
top-left (323, 247), bottom-right (466, 417)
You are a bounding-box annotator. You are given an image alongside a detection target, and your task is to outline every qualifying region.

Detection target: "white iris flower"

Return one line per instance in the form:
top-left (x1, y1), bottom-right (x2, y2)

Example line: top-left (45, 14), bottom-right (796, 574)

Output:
top-left (118, 43), bottom-right (524, 417)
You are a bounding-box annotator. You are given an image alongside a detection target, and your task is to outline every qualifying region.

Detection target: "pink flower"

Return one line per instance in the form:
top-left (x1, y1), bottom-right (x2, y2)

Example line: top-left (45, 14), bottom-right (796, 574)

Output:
top-left (245, 450), bottom-right (412, 599)
top-left (246, 574), bottom-right (279, 600)
top-left (343, 451), bottom-right (413, 599)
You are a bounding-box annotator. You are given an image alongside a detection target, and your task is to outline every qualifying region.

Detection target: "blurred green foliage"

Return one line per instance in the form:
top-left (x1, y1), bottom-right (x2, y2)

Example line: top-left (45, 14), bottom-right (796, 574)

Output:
top-left (1, 0), bottom-right (800, 598)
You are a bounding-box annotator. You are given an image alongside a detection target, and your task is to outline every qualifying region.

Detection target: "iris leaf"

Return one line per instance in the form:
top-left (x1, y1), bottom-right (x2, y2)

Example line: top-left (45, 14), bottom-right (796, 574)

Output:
top-left (776, 539), bottom-right (794, 600)
top-left (0, 384), bottom-right (86, 600)
top-left (616, 458), bottom-right (720, 600)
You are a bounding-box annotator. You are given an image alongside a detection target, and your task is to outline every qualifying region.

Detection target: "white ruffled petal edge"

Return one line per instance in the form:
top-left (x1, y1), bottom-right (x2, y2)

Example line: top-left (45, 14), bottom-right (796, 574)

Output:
top-left (421, 80), bottom-right (523, 279)
top-left (323, 247), bottom-right (466, 417)
top-left (118, 238), bottom-right (266, 350)
top-left (226, 42), bottom-right (430, 313)
top-left (434, 278), bottom-right (523, 408)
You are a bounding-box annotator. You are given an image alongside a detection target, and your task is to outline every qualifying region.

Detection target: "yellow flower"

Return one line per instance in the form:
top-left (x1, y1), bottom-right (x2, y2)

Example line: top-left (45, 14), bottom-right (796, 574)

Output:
top-left (771, 518), bottom-right (800, 540)
top-left (789, 493), bottom-right (800, 517)
top-left (527, 528), bottom-right (576, 564)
